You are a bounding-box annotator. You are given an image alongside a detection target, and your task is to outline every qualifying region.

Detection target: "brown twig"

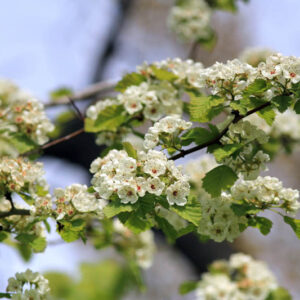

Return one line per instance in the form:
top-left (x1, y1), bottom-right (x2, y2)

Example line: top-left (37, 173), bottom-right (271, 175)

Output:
top-left (67, 97), bottom-right (84, 121)
top-left (22, 128), bottom-right (85, 157)
top-left (170, 102), bottom-right (272, 161)
top-left (45, 80), bottom-right (117, 107)
top-left (0, 208), bottom-right (31, 218)
top-left (187, 41), bottom-right (199, 60)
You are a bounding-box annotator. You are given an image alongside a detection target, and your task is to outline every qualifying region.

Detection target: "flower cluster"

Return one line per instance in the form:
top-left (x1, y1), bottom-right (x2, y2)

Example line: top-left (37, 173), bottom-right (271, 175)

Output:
top-left (221, 120), bottom-right (270, 179)
top-left (53, 184), bottom-right (107, 220)
top-left (196, 253), bottom-right (278, 300)
top-left (144, 115), bottom-right (192, 150)
top-left (167, 0), bottom-right (212, 42)
top-left (0, 79), bottom-right (54, 153)
top-left (258, 53), bottom-right (300, 86)
top-left (0, 157), bottom-right (51, 215)
top-left (198, 59), bottom-right (258, 98)
top-left (139, 58), bottom-right (204, 87)
top-left (119, 81), bottom-right (182, 121)
top-left (184, 155), bottom-right (246, 242)
top-left (246, 109), bottom-right (300, 147)
top-left (112, 219), bottom-right (155, 269)
top-left (0, 195), bottom-right (46, 240)
top-left (184, 155), bottom-right (217, 194)
top-left (198, 194), bottom-right (248, 242)
top-left (6, 269), bottom-right (50, 300)
top-left (231, 176), bottom-right (300, 214)
top-left (239, 47), bottom-right (275, 67)
top-left (90, 149), bottom-right (190, 206)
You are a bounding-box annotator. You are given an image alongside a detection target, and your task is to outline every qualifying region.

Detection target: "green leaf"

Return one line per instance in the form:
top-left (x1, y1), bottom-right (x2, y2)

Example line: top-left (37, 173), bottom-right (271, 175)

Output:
top-left (115, 72), bottom-right (146, 92)
top-left (84, 105), bottom-right (129, 133)
top-left (231, 202), bottom-right (260, 216)
top-left (155, 215), bottom-right (178, 243)
top-left (59, 229), bottom-right (81, 243)
top-left (181, 126), bottom-right (218, 146)
top-left (283, 216), bottom-right (300, 239)
top-left (57, 219), bottom-right (86, 243)
top-left (257, 106), bottom-right (276, 126)
top-left (122, 142), bottom-right (137, 159)
top-left (31, 237), bottom-right (47, 252)
top-left (171, 196), bottom-right (202, 226)
top-left (189, 93), bottom-right (224, 122)
top-left (266, 287), bottom-right (292, 300)
top-left (248, 216), bottom-right (273, 235)
top-left (271, 95), bottom-right (293, 113)
top-left (103, 201), bottom-right (134, 218)
top-left (151, 66), bottom-right (178, 81)
top-left (202, 165), bottom-right (238, 197)
top-left (197, 29), bottom-right (217, 51)
top-left (124, 214), bottom-right (152, 234)
top-left (179, 281), bottom-right (198, 295)
top-left (0, 232), bottom-right (8, 242)
top-left (50, 87), bottom-right (73, 100)
top-left (294, 99), bottom-right (300, 114)
top-left (213, 143), bottom-right (243, 161)
top-left (9, 132), bottom-right (37, 154)
top-left (244, 79), bottom-right (271, 96)
top-left (0, 292), bottom-right (12, 298)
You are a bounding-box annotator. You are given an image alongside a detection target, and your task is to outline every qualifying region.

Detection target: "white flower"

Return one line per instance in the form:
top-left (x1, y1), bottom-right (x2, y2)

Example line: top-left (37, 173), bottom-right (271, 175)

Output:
top-left (117, 183), bottom-right (138, 204)
top-left (143, 159), bottom-right (166, 177)
top-left (146, 177), bottom-right (165, 196)
top-left (166, 180), bottom-right (189, 206)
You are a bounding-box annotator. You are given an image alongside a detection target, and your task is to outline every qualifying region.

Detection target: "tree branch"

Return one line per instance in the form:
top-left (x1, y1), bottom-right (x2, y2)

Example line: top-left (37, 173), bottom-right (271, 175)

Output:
top-left (0, 208), bottom-right (31, 218)
top-left (170, 102), bottom-right (272, 160)
top-left (0, 193), bottom-right (31, 218)
top-left (45, 80), bottom-right (117, 107)
top-left (22, 128), bottom-right (85, 157)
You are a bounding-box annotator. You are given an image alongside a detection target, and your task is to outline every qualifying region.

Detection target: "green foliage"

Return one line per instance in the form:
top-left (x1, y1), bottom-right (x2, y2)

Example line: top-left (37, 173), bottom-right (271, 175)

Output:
top-left (271, 95), bottom-right (293, 113)
top-left (189, 93), bottom-right (225, 123)
top-left (179, 281), bottom-right (198, 295)
top-left (248, 216), bottom-right (273, 235)
top-left (57, 219), bottom-right (86, 243)
top-left (181, 126), bottom-right (219, 146)
top-left (9, 132), bottom-right (37, 154)
top-left (266, 287), bottom-right (292, 300)
top-left (115, 72), bottom-right (146, 92)
top-left (50, 87), bottom-right (73, 101)
top-left (15, 233), bottom-right (47, 253)
top-left (84, 105), bottom-right (129, 133)
top-left (124, 213), bottom-right (152, 234)
top-left (103, 200), bottom-right (134, 218)
top-left (171, 196), bottom-right (202, 226)
top-left (151, 66), bottom-right (178, 81)
top-left (243, 79), bottom-right (271, 96)
top-left (155, 215), bottom-right (178, 243)
top-left (196, 30), bottom-right (217, 51)
top-left (45, 260), bottom-right (137, 300)
top-left (294, 99), bottom-right (300, 114)
top-left (213, 143), bottom-right (243, 161)
top-left (257, 106), bottom-right (276, 126)
top-left (202, 165), bottom-right (238, 197)
top-left (283, 216), bottom-right (300, 239)
top-left (122, 142), bottom-right (137, 159)
top-left (231, 202), bottom-right (260, 216)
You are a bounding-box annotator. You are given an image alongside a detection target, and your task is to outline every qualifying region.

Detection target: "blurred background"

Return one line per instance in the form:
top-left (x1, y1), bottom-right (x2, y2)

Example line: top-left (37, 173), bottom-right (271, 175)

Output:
top-left (0, 0), bottom-right (300, 299)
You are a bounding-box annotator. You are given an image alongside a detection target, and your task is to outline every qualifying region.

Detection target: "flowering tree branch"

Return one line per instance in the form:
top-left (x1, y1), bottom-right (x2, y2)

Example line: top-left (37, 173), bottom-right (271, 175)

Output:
top-left (45, 80), bottom-right (117, 107)
top-left (170, 101), bottom-right (272, 160)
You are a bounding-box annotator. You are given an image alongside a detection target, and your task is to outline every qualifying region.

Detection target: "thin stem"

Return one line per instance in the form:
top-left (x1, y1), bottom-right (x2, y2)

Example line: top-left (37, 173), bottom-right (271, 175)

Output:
top-left (170, 102), bottom-right (272, 161)
top-left (68, 97), bottom-right (84, 121)
top-left (22, 128), bottom-right (85, 156)
top-left (45, 80), bottom-right (117, 107)
top-left (187, 41), bottom-right (199, 60)
top-left (0, 208), bottom-right (31, 218)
